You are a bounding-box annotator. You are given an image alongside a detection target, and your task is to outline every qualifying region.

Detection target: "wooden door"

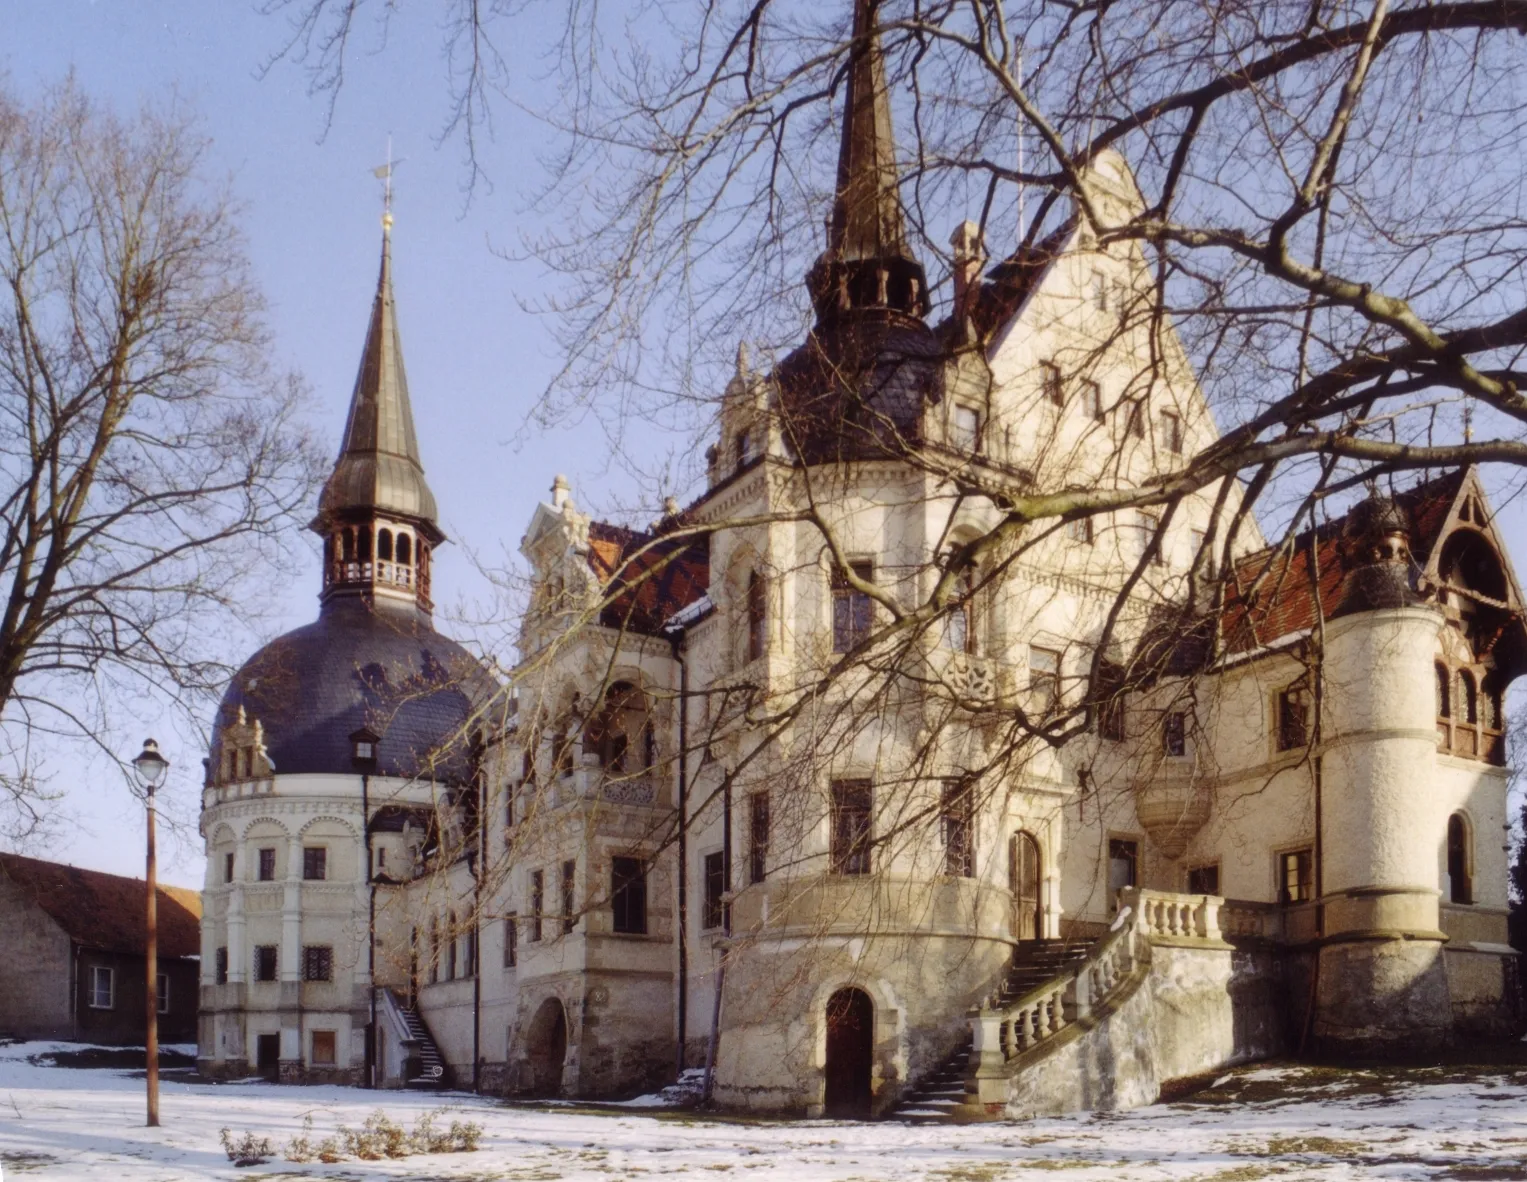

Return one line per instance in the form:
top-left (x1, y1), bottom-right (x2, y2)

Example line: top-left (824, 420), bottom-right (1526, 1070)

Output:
top-left (823, 988), bottom-right (874, 1118)
top-left (1009, 832), bottom-right (1042, 941)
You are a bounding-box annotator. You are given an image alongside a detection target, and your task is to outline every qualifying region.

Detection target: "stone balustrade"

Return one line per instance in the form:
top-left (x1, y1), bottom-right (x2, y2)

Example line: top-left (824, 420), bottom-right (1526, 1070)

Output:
top-left (970, 888), bottom-right (1230, 1092)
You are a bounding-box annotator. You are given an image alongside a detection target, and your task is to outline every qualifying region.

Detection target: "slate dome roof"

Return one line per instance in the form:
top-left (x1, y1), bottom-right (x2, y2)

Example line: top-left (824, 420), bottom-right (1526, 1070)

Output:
top-left (211, 597), bottom-right (492, 785)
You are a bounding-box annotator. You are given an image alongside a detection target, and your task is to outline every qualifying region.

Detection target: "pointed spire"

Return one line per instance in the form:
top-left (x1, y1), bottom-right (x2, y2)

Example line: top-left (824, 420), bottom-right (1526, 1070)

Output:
top-left (315, 220), bottom-right (442, 538)
top-left (805, 0), bottom-right (928, 323)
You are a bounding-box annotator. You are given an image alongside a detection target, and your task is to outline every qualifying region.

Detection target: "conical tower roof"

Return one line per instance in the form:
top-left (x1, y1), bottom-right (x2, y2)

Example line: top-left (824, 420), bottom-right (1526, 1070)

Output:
top-left (805, 0), bottom-right (928, 323)
top-left (315, 221), bottom-right (442, 538)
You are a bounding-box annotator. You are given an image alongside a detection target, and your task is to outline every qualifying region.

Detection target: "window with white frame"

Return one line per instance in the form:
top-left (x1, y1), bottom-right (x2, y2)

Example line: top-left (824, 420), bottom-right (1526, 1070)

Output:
top-left (88, 965), bottom-right (114, 1009)
top-left (950, 404), bottom-right (981, 452)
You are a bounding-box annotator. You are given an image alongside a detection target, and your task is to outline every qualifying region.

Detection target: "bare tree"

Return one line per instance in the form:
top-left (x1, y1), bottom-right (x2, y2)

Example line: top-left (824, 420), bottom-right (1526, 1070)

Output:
top-left (0, 80), bottom-right (325, 838)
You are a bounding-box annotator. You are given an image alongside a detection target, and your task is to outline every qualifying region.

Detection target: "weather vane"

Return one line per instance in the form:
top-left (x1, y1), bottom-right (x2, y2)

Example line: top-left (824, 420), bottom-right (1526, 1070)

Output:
top-left (371, 136), bottom-right (405, 232)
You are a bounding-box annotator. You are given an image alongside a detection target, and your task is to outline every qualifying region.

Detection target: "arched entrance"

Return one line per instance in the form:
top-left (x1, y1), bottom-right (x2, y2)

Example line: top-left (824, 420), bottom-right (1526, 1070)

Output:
top-left (823, 987), bottom-right (874, 1118)
top-left (1009, 832), bottom-right (1042, 941)
top-left (525, 997), bottom-right (568, 1096)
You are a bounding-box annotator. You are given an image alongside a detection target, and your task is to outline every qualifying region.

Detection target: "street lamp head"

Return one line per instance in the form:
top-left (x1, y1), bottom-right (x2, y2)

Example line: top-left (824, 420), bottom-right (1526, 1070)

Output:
top-left (132, 738), bottom-right (169, 791)
top-left (350, 726), bottom-right (381, 771)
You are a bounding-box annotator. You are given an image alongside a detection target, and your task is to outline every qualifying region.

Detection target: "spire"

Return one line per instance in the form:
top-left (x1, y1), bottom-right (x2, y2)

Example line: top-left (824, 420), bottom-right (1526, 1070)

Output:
top-left (315, 220), bottom-right (442, 539)
top-left (805, 0), bottom-right (928, 323)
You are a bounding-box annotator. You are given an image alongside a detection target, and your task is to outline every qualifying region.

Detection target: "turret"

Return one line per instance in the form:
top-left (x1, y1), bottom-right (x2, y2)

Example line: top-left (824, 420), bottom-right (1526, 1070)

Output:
top-left (311, 213), bottom-right (444, 613)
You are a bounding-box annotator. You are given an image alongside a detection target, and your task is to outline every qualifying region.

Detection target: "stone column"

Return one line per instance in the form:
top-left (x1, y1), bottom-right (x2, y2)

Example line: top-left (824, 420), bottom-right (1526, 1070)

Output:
top-left (1315, 604), bottom-right (1450, 1054)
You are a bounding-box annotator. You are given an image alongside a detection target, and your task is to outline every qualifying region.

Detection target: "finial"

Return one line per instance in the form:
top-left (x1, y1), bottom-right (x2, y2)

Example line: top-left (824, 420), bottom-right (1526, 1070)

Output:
top-left (1463, 400), bottom-right (1474, 444)
top-left (372, 135), bottom-right (404, 236)
top-left (552, 474), bottom-right (571, 509)
top-left (735, 340), bottom-right (750, 378)
top-left (664, 495), bottom-right (681, 517)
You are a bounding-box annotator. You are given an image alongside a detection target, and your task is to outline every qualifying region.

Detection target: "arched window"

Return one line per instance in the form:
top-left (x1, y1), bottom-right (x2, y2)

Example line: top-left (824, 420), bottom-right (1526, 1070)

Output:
top-left (322, 534), bottom-right (335, 572)
top-left (396, 533), bottom-right (411, 565)
top-left (1435, 664), bottom-right (1451, 719)
top-left (1482, 671), bottom-right (1504, 731)
top-left (1458, 669), bottom-right (1478, 725)
top-left (357, 527), bottom-right (372, 563)
top-left (341, 528), bottom-right (356, 562)
top-left (587, 683), bottom-right (649, 773)
top-left (378, 528), bottom-right (393, 562)
top-left (746, 571), bottom-right (767, 662)
top-left (1447, 813), bottom-right (1473, 904)
top-left (944, 565), bottom-right (977, 654)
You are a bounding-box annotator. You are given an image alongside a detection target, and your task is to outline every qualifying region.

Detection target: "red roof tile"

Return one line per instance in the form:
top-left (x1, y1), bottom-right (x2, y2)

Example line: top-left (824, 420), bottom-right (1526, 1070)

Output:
top-left (586, 520), bottom-right (710, 636)
top-left (0, 853), bottom-right (202, 960)
top-left (1222, 470), bottom-right (1466, 651)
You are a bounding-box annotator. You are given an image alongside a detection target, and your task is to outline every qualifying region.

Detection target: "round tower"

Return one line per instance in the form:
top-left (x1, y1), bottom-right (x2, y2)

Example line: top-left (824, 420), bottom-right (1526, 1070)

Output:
top-left (198, 218), bottom-right (492, 1084)
top-left (1313, 492), bottom-right (1451, 1053)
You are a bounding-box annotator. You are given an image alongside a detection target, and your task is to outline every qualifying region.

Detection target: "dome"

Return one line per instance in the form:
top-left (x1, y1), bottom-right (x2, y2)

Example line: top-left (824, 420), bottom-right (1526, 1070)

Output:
top-left (210, 596), bottom-right (494, 785)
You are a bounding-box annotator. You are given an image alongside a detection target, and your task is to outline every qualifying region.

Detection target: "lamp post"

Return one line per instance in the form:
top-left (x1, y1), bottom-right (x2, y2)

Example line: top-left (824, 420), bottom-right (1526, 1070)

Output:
top-left (350, 727), bottom-right (380, 1088)
top-left (132, 738), bottom-right (170, 1128)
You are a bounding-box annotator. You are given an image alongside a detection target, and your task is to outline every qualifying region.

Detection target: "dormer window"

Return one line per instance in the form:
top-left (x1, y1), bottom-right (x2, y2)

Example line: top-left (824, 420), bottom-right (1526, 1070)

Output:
top-left (951, 405), bottom-right (981, 452)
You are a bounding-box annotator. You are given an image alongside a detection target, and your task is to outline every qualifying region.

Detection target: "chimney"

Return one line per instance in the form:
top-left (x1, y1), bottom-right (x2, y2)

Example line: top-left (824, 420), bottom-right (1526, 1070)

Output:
top-left (950, 220), bottom-right (986, 323)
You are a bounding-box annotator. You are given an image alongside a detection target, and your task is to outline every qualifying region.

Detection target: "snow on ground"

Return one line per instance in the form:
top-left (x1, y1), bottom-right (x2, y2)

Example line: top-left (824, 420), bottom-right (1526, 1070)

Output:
top-left (1, 1041), bottom-right (1526, 1180)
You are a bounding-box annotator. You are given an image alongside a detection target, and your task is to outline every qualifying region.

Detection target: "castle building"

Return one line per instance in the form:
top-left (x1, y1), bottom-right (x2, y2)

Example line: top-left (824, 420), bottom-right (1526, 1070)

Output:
top-left (201, 0), bottom-right (1523, 1115)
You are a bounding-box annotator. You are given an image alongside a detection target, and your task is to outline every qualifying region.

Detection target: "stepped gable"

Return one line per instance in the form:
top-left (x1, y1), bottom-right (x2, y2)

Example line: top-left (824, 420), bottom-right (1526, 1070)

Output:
top-left (0, 853), bottom-right (201, 958)
top-left (586, 518), bottom-right (710, 636)
top-left (1221, 469), bottom-right (1466, 652)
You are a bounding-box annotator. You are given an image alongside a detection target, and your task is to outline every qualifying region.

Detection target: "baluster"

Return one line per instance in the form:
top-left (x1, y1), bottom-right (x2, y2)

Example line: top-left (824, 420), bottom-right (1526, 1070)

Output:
top-left (1049, 991), bottom-right (1065, 1034)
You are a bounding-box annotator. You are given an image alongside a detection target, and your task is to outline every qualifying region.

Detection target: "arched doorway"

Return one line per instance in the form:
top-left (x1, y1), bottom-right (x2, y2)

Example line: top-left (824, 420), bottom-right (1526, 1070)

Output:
top-left (823, 987), bottom-right (874, 1118)
top-left (525, 998), bottom-right (568, 1096)
top-left (1009, 831), bottom-right (1042, 940)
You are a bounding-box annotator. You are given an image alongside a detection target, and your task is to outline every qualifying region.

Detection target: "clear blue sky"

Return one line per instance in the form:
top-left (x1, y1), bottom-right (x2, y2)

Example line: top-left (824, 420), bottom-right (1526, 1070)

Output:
top-left (7, 1), bottom-right (642, 886)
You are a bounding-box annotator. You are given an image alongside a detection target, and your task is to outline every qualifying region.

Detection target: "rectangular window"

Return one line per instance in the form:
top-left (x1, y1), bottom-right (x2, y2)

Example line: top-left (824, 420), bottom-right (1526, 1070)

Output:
top-left (224, 852), bottom-right (235, 884)
top-left (941, 782), bottom-right (975, 878)
top-left (1041, 360), bottom-right (1064, 406)
top-left (1138, 512), bottom-right (1162, 564)
top-left (1187, 863), bottom-right (1220, 896)
top-left (311, 1030), bottom-right (336, 1066)
top-left (530, 870), bottom-right (544, 942)
top-left (552, 733), bottom-right (573, 778)
top-left (1065, 516), bottom-right (1093, 544)
top-left (429, 924), bottom-right (440, 983)
top-left (1029, 647), bottom-right (1061, 716)
top-left (1276, 687), bottom-right (1311, 752)
top-left (463, 927), bottom-right (477, 976)
top-left (611, 856), bottom-right (648, 935)
top-left (702, 851), bottom-right (726, 931)
top-left (830, 779), bottom-right (873, 876)
top-left (1163, 711), bottom-right (1187, 757)
top-left (748, 792), bottom-right (770, 885)
top-left (1108, 838), bottom-right (1138, 903)
top-left (88, 965), bottom-right (114, 1009)
top-left (831, 561), bottom-right (875, 653)
top-left (302, 945), bottom-right (332, 982)
top-left (747, 571), bottom-right (767, 662)
top-left (257, 847), bottom-right (276, 882)
top-left (158, 973), bottom-right (170, 1014)
top-left (1125, 402), bottom-right (1146, 440)
top-left (302, 847), bottom-right (327, 881)
top-left (561, 859), bottom-right (577, 935)
top-left (1279, 849), bottom-right (1314, 904)
top-left (951, 404), bottom-right (981, 451)
top-left (215, 947), bottom-right (228, 985)
top-left (505, 788), bottom-right (515, 829)
top-left (1082, 379), bottom-right (1103, 422)
top-left (1095, 661), bottom-right (1125, 742)
top-left (1159, 410), bottom-right (1183, 454)
top-left (503, 914), bottom-right (518, 968)
top-left (254, 945), bottom-right (278, 982)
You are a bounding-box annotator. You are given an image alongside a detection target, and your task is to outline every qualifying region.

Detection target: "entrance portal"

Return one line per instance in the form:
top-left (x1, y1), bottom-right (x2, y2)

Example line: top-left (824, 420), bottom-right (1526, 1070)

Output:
top-left (823, 987), bottom-right (874, 1118)
top-left (1010, 831), bottom-right (1042, 940)
top-left (255, 1033), bottom-right (280, 1081)
top-left (524, 997), bottom-right (568, 1096)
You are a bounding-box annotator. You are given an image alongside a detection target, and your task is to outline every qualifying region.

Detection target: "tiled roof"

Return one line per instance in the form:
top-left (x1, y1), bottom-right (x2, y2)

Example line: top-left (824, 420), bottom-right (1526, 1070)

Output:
top-left (587, 520), bottom-right (710, 636)
top-left (1222, 470), bottom-right (1465, 652)
top-left (0, 853), bottom-right (202, 960)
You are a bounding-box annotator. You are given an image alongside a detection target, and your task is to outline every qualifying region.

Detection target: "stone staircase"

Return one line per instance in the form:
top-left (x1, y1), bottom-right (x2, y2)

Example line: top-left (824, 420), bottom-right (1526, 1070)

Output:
top-left (382, 990), bottom-right (450, 1089)
top-left (891, 939), bottom-right (1099, 1122)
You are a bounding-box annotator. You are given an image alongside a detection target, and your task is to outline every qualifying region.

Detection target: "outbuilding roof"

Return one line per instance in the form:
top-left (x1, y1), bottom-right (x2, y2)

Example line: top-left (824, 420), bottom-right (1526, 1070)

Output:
top-left (0, 853), bottom-right (202, 960)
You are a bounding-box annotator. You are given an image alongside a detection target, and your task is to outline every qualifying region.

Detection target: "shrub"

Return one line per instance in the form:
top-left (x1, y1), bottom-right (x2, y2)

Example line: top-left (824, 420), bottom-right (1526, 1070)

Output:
top-left (219, 1128), bottom-right (275, 1167)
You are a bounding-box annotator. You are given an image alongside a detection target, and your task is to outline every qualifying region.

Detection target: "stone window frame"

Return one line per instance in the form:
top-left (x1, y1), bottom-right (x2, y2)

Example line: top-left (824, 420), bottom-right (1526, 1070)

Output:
top-left (302, 846), bottom-right (327, 882)
top-left (1185, 860), bottom-right (1221, 896)
top-left (253, 944), bottom-right (279, 983)
top-left (701, 848), bottom-right (726, 931)
top-left (310, 1029), bottom-right (337, 1066)
top-left (1275, 846), bottom-right (1314, 904)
